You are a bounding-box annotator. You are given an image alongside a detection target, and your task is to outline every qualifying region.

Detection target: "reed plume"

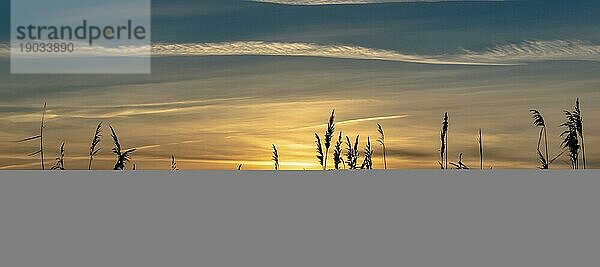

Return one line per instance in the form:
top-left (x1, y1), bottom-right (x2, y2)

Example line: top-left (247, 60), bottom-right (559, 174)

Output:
top-left (333, 132), bottom-right (343, 170)
top-left (88, 122), bottom-right (102, 170)
top-left (171, 155), bottom-right (178, 170)
top-left (530, 109), bottom-right (549, 169)
top-left (323, 109), bottom-right (335, 170)
top-left (272, 144), bottom-right (279, 170)
top-left (361, 137), bottom-right (373, 170)
top-left (439, 113), bottom-right (449, 169)
top-left (376, 124), bottom-right (387, 169)
top-left (50, 142), bottom-right (65, 170)
top-left (110, 125), bottom-right (136, 170)
top-left (560, 114), bottom-right (580, 169)
top-left (571, 99), bottom-right (586, 169)
top-left (315, 133), bottom-right (324, 168)
top-left (345, 136), bottom-right (359, 169)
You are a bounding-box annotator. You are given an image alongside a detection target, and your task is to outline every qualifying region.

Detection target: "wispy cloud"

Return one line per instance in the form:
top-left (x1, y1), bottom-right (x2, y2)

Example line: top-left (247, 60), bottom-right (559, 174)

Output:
top-left (293, 114), bottom-right (409, 131)
top-left (2, 40), bottom-right (599, 65)
top-left (151, 41), bottom-right (510, 66)
top-left (249, 0), bottom-right (504, 5)
top-left (151, 40), bottom-right (600, 65)
top-left (0, 97), bottom-right (252, 122)
top-left (457, 40), bottom-right (600, 64)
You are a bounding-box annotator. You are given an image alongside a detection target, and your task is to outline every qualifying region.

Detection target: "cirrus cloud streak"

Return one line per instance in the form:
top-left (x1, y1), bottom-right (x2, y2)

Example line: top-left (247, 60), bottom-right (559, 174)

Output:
top-left (151, 40), bottom-right (600, 65)
top-left (151, 41), bottom-right (510, 66)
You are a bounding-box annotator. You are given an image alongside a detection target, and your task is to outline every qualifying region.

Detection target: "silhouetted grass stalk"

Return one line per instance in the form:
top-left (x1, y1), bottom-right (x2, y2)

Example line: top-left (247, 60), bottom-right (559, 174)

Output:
top-left (15, 102), bottom-right (47, 170)
top-left (439, 113), bottom-right (449, 169)
top-left (110, 125), bottom-right (136, 170)
top-left (51, 142), bottom-right (65, 170)
top-left (574, 99), bottom-right (586, 169)
top-left (450, 153), bottom-right (469, 170)
top-left (376, 124), bottom-right (387, 170)
top-left (171, 155), bottom-right (178, 170)
top-left (530, 109), bottom-right (549, 169)
top-left (478, 129), bottom-right (483, 169)
top-left (345, 136), bottom-right (359, 170)
top-left (315, 133), bottom-right (324, 168)
top-left (88, 122), bottom-right (102, 170)
top-left (272, 144), bottom-right (279, 170)
top-left (560, 113), bottom-right (580, 169)
top-left (324, 110), bottom-right (335, 170)
top-left (361, 137), bottom-right (373, 170)
top-left (40, 103), bottom-right (46, 170)
top-left (333, 132), bottom-right (343, 170)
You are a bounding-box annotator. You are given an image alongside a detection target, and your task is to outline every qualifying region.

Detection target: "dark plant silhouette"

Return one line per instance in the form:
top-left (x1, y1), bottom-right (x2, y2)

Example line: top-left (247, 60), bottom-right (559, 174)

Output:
top-left (38, 102), bottom-right (46, 170)
top-left (315, 133), bottom-right (324, 168)
top-left (570, 99), bottom-right (586, 169)
top-left (560, 115), bottom-right (580, 169)
top-left (272, 144), bottom-right (279, 170)
top-left (323, 109), bottom-right (335, 170)
top-left (439, 112), bottom-right (449, 169)
top-left (88, 122), bottom-right (102, 170)
top-left (333, 132), bottom-right (343, 170)
top-left (478, 129), bottom-right (484, 169)
top-left (376, 124), bottom-right (387, 170)
top-left (450, 153), bottom-right (469, 170)
top-left (530, 109), bottom-right (549, 169)
top-left (560, 99), bottom-right (588, 169)
top-left (314, 110), bottom-right (336, 170)
top-left (345, 136), bottom-right (359, 170)
top-left (16, 102), bottom-right (47, 170)
top-left (361, 137), bottom-right (373, 170)
top-left (537, 150), bottom-right (548, 169)
top-left (171, 155), bottom-right (178, 171)
top-left (50, 142), bottom-right (65, 170)
top-left (110, 125), bottom-right (136, 170)
top-left (238, 164), bottom-right (242, 170)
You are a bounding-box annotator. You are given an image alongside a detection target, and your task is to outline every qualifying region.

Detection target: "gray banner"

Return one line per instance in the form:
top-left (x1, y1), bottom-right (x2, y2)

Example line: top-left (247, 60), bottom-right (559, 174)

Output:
top-left (1, 171), bottom-right (599, 267)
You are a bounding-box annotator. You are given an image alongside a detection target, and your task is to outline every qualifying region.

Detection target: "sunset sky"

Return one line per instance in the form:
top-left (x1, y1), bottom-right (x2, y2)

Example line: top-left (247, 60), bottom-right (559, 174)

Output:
top-left (1, 0), bottom-right (600, 170)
